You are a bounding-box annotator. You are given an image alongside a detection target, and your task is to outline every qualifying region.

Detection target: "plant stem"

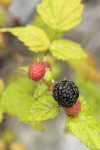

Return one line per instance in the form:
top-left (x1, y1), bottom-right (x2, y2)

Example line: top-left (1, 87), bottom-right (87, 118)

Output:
top-left (42, 78), bottom-right (52, 90)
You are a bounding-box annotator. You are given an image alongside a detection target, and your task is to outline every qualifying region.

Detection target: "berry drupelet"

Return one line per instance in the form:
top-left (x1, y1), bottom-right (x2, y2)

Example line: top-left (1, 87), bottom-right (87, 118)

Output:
top-left (65, 100), bottom-right (81, 116)
top-left (52, 80), bottom-right (79, 107)
top-left (42, 61), bottom-right (51, 70)
top-left (28, 62), bottom-right (45, 81)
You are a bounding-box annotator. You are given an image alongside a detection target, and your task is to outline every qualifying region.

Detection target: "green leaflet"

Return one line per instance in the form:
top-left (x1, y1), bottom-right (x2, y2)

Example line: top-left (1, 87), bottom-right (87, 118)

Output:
top-left (50, 39), bottom-right (87, 60)
top-left (33, 82), bottom-right (48, 99)
top-left (1, 75), bottom-right (35, 118)
top-left (51, 61), bottom-right (62, 78)
top-left (66, 114), bottom-right (100, 150)
top-left (0, 25), bottom-right (50, 52)
top-left (78, 96), bottom-right (89, 113)
top-left (37, 0), bottom-right (84, 32)
top-left (17, 66), bottom-right (28, 72)
top-left (1, 75), bottom-right (44, 131)
top-left (33, 15), bottom-right (62, 40)
top-left (43, 70), bottom-right (52, 82)
top-left (22, 94), bottom-right (60, 122)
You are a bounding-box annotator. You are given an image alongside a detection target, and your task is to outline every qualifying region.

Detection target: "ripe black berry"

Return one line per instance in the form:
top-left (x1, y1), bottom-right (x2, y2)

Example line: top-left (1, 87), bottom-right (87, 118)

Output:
top-left (52, 80), bottom-right (79, 107)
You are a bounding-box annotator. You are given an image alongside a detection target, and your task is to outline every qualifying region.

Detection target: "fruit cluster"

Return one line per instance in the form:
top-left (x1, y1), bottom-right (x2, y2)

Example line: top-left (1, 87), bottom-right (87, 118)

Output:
top-left (28, 61), bottom-right (81, 116)
top-left (53, 80), bottom-right (80, 116)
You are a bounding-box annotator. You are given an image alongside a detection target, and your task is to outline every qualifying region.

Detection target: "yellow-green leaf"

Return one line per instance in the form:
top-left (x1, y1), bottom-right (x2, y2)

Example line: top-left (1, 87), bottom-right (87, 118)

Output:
top-left (33, 15), bottom-right (62, 40)
top-left (17, 66), bottom-right (28, 72)
top-left (37, 0), bottom-right (84, 32)
top-left (50, 39), bottom-right (87, 60)
top-left (22, 94), bottom-right (60, 122)
top-left (1, 75), bottom-right (35, 118)
top-left (43, 70), bottom-right (52, 82)
top-left (78, 95), bottom-right (89, 113)
top-left (0, 25), bottom-right (50, 52)
top-left (33, 82), bottom-right (48, 99)
top-left (66, 114), bottom-right (100, 150)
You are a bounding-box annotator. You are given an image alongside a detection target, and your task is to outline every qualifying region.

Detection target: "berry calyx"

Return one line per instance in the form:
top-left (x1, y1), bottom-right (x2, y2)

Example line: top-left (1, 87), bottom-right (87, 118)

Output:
top-left (65, 100), bottom-right (81, 116)
top-left (28, 62), bottom-right (45, 81)
top-left (42, 61), bottom-right (51, 70)
top-left (52, 80), bottom-right (79, 107)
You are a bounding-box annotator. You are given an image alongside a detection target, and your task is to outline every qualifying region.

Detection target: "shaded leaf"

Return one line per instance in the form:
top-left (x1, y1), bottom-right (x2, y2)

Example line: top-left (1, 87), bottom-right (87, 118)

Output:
top-left (70, 54), bottom-right (100, 83)
top-left (0, 33), bottom-right (6, 47)
top-left (0, 79), bottom-right (4, 94)
top-left (0, 8), bottom-right (6, 27)
top-left (2, 130), bottom-right (15, 143)
top-left (1, 75), bottom-right (35, 118)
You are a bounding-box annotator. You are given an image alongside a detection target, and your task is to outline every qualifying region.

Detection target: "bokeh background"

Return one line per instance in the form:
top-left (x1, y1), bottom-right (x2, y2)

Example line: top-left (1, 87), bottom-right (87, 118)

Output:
top-left (0, 0), bottom-right (100, 150)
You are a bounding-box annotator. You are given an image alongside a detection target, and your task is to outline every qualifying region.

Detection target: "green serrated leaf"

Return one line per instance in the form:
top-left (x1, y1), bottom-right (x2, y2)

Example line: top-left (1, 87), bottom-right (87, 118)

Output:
top-left (17, 66), bottom-right (28, 72)
top-left (66, 114), bottom-right (100, 150)
top-left (33, 82), bottom-right (48, 99)
top-left (33, 15), bottom-right (62, 40)
top-left (52, 61), bottom-right (62, 78)
top-left (0, 25), bottom-right (50, 52)
top-left (50, 39), bottom-right (87, 60)
top-left (1, 75), bottom-right (35, 118)
top-left (43, 70), bottom-right (52, 82)
top-left (37, 0), bottom-right (84, 32)
top-left (79, 95), bottom-right (89, 113)
top-left (22, 94), bottom-right (60, 122)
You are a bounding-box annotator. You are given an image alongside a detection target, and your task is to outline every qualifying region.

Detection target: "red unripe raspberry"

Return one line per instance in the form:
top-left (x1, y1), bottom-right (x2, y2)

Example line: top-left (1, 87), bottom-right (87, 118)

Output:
top-left (28, 62), bottom-right (45, 81)
top-left (65, 100), bottom-right (81, 116)
top-left (42, 61), bottom-right (51, 70)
